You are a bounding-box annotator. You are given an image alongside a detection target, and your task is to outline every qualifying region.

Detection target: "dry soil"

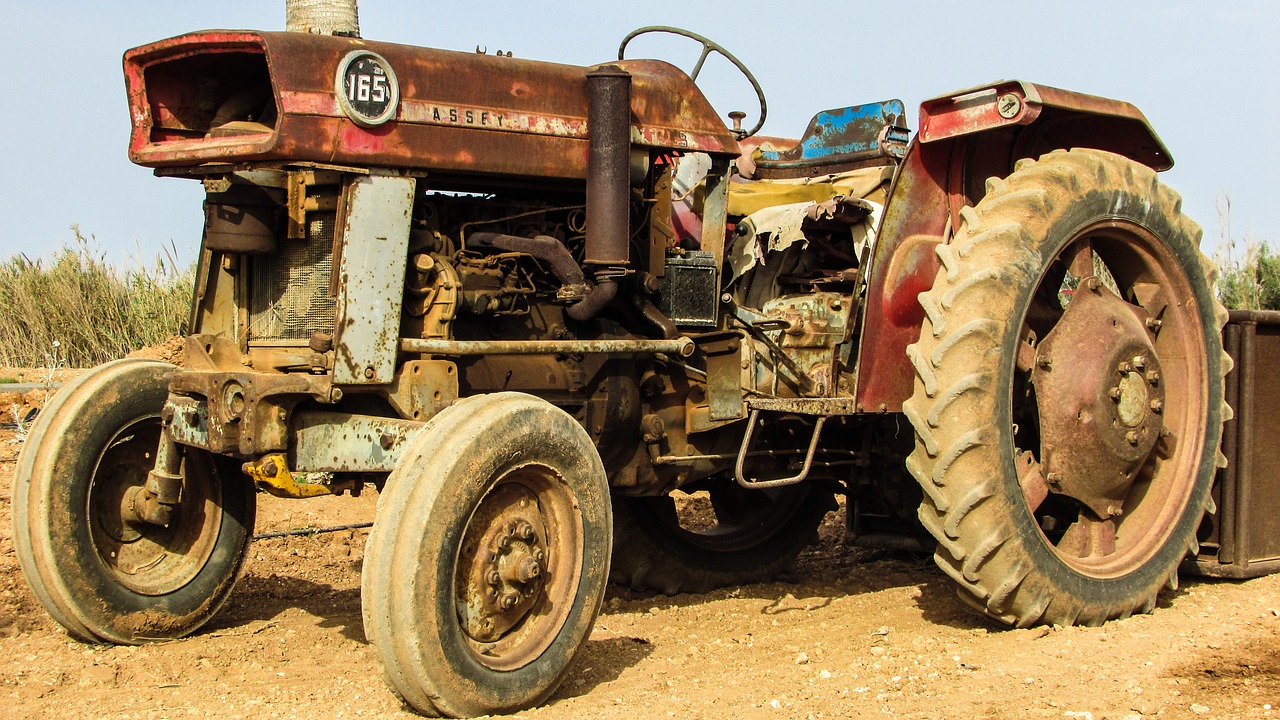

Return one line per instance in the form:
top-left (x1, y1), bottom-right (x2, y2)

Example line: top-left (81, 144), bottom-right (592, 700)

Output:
top-left (1, 394), bottom-right (1277, 720)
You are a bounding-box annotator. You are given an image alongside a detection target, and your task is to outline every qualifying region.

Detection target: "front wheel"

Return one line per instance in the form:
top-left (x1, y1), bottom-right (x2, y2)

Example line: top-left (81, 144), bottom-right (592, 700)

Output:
top-left (11, 359), bottom-right (255, 643)
top-left (361, 393), bottom-right (611, 717)
top-left (904, 149), bottom-right (1229, 627)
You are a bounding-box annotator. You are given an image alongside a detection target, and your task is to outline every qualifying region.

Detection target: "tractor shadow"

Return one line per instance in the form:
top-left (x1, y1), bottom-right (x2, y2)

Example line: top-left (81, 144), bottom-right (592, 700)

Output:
top-left (206, 568), bottom-right (367, 643)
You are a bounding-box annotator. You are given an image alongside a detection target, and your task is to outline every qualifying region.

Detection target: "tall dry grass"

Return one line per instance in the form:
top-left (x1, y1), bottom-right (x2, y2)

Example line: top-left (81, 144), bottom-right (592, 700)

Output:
top-left (0, 228), bottom-right (192, 368)
top-left (1212, 195), bottom-right (1280, 311)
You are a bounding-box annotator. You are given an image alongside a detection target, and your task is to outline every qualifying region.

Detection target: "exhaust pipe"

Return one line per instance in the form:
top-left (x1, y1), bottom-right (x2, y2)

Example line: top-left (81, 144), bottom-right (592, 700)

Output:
top-left (285, 0), bottom-right (360, 37)
top-left (573, 64), bottom-right (633, 322)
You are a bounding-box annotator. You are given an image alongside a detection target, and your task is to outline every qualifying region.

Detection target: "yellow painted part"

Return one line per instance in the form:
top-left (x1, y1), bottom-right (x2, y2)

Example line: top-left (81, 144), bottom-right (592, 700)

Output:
top-left (248, 453), bottom-right (350, 499)
top-left (726, 166), bottom-right (893, 217)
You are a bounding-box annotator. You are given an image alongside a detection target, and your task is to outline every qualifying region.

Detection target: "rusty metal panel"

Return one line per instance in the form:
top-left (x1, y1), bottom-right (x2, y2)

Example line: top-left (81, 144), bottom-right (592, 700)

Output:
top-left (292, 411), bottom-right (425, 472)
top-left (333, 174), bottom-right (415, 385)
top-left (853, 142), bottom-right (948, 412)
top-left (124, 32), bottom-right (739, 176)
top-left (1187, 310), bottom-right (1280, 578)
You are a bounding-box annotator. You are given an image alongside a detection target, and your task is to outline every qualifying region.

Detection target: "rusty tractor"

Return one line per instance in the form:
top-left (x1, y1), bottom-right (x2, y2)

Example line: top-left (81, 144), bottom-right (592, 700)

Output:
top-left (12, 13), bottom-right (1229, 718)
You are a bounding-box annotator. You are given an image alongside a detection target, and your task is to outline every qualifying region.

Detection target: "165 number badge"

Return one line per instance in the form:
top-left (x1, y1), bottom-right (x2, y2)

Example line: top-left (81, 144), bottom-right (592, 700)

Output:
top-left (336, 50), bottom-right (399, 127)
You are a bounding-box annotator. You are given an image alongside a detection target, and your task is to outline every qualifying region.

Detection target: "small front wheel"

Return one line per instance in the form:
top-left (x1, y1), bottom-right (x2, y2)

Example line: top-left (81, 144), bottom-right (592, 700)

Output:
top-left (11, 359), bottom-right (255, 643)
top-left (362, 393), bottom-right (611, 717)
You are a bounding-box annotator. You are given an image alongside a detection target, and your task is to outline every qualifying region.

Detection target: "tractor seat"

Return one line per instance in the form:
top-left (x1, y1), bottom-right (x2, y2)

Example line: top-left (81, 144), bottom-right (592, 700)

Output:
top-left (748, 99), bottom-right (910, 179)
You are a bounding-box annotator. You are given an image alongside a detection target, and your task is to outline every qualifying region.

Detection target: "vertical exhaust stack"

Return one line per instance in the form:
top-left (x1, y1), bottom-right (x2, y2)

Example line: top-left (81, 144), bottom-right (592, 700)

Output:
top-left (570, 64), bottom-right (633, 322)
top-left (285, 0), bottom-right (360, 37)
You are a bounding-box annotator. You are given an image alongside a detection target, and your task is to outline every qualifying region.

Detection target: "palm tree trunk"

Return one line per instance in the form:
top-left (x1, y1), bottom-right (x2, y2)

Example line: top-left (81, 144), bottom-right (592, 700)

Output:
top-left (285, 0), bottom-right (360, 37)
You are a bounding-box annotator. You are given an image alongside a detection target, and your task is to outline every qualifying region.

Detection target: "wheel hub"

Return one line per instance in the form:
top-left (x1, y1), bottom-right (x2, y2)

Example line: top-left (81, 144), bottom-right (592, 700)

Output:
top-left (1032, 279), bottom-right (1166, 518)
top-left (457, 484), bottom-right (550, 643)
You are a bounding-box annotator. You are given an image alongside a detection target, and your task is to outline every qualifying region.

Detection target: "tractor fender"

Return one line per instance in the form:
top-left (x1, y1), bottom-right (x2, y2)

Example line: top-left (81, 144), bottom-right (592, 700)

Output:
top-left (852, 80), bottom-right (1173, 412)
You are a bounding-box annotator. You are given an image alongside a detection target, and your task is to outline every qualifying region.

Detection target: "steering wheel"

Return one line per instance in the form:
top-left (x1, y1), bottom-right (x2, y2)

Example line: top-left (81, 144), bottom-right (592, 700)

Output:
top-left (618, 26), bottom-right (767, 139)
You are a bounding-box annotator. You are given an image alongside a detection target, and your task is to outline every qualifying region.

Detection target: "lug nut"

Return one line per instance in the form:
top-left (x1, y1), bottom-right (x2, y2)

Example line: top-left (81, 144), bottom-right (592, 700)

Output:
top-left (1147, 370), bottom-right (1161, 385)
top-left (1150, 399), bottom-right (1164, 414)
top-left (515, 521), bottom-right (535, 540)
top-left (498, 534), bottom-right (512, 550)
top-left (486, 570), bottom-right (501, 586)
top-left (1118, 362), bottom-right (1132, 374)
top-left (499, 592), bottom-right (520, 610)
top-left (1126, 430), bottom-right (1140, 445)
top-left (1108, 386), bottom-right (1122, 400)
top-left (1132, 356), bottom-right (1147, 370)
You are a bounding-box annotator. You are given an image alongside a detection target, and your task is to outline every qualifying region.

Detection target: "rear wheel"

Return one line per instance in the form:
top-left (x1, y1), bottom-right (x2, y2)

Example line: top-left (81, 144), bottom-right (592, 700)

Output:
top-left (610, 480), bottom-right (835, 595)
top-left (11, 359), bottom-right (255, 643)
top-left (903, 149), bottom-right (1229, 627)
top-left (361, 393), bottom-right (610, 717)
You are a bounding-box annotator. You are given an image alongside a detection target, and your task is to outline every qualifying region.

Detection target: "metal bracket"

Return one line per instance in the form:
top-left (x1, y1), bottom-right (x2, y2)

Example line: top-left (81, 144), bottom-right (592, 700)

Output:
top-left (734, 409), bottom-right (828, 489)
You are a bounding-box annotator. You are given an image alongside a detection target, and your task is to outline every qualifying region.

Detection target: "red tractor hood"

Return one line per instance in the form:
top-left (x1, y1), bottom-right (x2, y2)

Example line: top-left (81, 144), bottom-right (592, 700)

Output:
top-left (124, 30), bottom-right (740, 180)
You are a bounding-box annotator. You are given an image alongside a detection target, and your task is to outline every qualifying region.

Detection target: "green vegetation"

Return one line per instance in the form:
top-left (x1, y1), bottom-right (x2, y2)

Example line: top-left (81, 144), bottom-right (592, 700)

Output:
top-left (1213, 196), bottom-right (1279, 311)
top-left (0, 228), bottom-right (192, 368)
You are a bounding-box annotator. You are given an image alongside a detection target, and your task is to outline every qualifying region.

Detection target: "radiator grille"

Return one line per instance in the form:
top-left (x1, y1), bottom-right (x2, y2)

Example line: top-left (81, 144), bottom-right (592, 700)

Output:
top-left (249, 212), bottom-right (336, 341)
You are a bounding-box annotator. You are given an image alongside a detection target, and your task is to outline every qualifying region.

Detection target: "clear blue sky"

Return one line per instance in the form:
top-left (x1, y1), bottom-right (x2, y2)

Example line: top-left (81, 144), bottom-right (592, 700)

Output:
top-left (3, 1), bottom-right (1275, 267)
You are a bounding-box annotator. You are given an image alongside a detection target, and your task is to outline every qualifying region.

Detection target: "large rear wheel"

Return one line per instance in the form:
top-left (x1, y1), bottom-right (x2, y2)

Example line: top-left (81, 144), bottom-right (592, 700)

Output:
top-left (903, 149), bottom-right (1229, 627)
top-left (11, 359), bottom-right (255, 643)
top-left (361, 392), bottom-right (610, 717)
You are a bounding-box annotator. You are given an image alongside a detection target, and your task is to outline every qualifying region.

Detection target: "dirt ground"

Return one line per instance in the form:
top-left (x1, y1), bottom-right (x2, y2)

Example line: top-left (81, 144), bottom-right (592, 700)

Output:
top-left (1, 400), bottom-right (1278, 719)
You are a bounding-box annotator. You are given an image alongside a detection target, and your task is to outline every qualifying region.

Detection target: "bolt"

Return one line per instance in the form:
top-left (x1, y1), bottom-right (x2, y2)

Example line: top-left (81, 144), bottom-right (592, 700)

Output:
top-left (1126, 430), bottom-right (1140, 445)
top-left (364, 366), bottom-right (375, 379)
top-left (515, 556), bottom-right (541, 583)
top-left (1106, 505), bottom-right (1123, 517)
top-left (1037, 356), bottom-right (1052, 370)
top-left (515, 521), bottom-right (535, 540)
top-left (499, 592), bottom-right (520, 610)
top-left (486, 570), bottom-right (501, 586)
top-left (1086, 277), bottom-right (1101, 291)
top-left (1108, 386), bottom-right (1122, 400)
top-left (1046, 472), bottom-right (1063, 486)
top-left (1150, 399), bottom-right (1164, 414)
top-left (1146, 318), bottom-right (1163, 332)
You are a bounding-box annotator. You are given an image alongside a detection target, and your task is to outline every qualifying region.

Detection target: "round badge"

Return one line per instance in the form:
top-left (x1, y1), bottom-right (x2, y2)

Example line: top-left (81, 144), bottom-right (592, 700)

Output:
top-left (997, 92), bottom-right (1023, 120)
top-left (335, 50), bottom-right (399, 127)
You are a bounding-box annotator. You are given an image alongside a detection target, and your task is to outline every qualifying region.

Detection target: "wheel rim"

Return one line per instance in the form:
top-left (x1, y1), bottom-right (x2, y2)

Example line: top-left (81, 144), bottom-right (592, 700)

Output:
top-left (87, 417), bottom-right (222, 595)
top-left (1013, 221), bottom-right (1208, 578)
top-left (454, 462), bottom-right (583, 671)
top-left (645, 481), bottom-right (810, 553)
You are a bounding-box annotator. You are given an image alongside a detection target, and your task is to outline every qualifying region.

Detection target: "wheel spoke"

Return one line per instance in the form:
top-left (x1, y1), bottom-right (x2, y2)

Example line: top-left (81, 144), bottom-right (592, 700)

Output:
top-left (1016, 450), bottom-right (1049, 512)
top-left (1057, 512), bottom-right (1117, 559)
top-left (1063, 237), bottom-right (1094, 280)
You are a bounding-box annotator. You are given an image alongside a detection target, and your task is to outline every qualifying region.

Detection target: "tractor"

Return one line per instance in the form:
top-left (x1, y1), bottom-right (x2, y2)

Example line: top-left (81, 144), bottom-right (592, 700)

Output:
top-left (12, 8), bottom-right (1228, 717)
